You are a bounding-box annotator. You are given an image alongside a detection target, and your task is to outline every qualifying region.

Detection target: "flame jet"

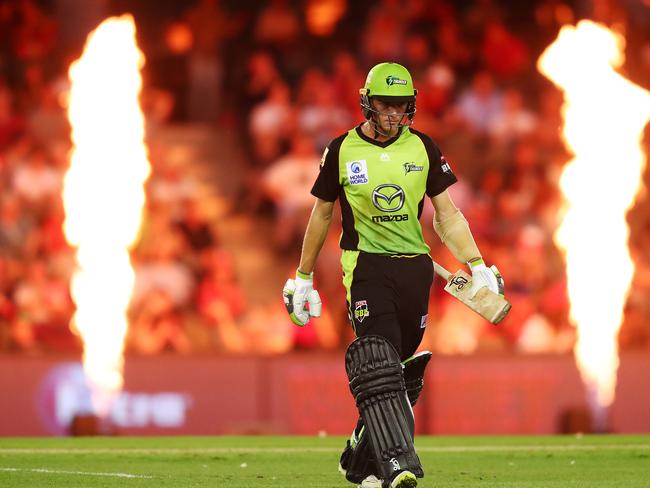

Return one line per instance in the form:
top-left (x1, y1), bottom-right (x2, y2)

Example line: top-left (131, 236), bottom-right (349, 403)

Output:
top-left (64, 15), bottom-right (151, 415)
top-left (538, 20), bottom-right (650, 430)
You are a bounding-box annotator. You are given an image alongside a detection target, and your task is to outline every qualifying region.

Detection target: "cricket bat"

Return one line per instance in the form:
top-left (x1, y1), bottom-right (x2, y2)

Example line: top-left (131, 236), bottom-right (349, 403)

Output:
top-left (433, 261), bottom-right (511, 325)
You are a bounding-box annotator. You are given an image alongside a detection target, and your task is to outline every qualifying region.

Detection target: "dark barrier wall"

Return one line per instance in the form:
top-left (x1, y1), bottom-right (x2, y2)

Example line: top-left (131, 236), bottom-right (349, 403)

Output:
top-left (0, 353), bottom-right (648, 436)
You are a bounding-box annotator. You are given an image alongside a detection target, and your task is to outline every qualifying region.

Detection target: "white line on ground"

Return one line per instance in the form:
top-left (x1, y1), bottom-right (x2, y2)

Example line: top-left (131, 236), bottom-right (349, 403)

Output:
top-left (0, 467), bottom-right (153, 478)
top-left (0, 444), bottom-right (649, 455)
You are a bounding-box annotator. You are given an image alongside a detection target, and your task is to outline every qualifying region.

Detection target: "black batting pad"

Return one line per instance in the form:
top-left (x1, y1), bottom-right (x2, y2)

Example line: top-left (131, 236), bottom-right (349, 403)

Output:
top-left (345, 335), bottom-right (423, 481)
top-left (403, 351), bottom-right (433, 406)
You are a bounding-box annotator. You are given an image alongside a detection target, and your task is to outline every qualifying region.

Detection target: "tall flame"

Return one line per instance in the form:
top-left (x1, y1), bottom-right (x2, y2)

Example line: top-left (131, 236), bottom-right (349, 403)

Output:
top-left (538, 21), bottom-right (650, 422)
top-left (63, 15), bottom-right (150, 415)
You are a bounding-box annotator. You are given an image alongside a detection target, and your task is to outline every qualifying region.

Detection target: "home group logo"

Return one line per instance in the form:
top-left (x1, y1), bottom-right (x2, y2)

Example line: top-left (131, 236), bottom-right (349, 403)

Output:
top-left (346, 160), bottom-right (368, 185)
top-left (372, 184), bottom-right (405, 212)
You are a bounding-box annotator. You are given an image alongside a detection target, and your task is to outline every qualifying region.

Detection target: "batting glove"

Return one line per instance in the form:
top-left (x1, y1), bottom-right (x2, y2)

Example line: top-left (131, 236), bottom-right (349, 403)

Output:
top-left (469, 258), bottom-right (505, 299)
top-left (283, 270), bottom-right (322, 327)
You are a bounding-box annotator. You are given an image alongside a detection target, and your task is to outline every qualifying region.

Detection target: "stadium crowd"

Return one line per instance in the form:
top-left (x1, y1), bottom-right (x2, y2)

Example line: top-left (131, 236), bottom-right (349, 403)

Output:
top-left (1, 0), bottom-right (650, 356)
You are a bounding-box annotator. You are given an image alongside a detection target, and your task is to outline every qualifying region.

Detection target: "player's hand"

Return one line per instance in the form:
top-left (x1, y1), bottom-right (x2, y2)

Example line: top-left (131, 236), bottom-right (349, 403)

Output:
top-left (282, 270), bottom-right (322, 327)
top-left (469, 259), bottom-right (504, 299)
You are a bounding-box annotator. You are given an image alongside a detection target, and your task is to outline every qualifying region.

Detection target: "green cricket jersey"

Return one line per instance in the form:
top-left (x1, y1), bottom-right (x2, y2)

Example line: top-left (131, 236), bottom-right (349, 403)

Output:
top-left (311, 125), bottom-right (457, 254)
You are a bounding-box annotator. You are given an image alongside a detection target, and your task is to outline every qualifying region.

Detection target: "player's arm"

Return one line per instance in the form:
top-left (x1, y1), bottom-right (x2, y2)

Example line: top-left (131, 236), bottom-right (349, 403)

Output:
top-left (298, 198), bottom-right (335, 274)
top-left (430, 190), bottom-right (480, 264)
top-left (282, 198), bottom-right (334, 326)
top-left (284, 133), bottom-right (343, 326)
top-left (430, 190), bottom-right (502, 297)
top-left (282, 198), bottom-right (333, 327)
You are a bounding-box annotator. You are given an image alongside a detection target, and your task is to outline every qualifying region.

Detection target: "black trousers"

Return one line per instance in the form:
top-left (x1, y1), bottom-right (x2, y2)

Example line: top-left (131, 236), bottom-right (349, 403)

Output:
top-left (346, 252), bottom-right (434, 359)
top-left (342, 252), bottom-right (433, 481)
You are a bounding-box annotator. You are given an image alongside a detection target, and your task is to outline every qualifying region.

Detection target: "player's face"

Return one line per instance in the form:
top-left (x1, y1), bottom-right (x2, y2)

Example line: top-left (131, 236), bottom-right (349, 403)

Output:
top-left (371, 99), bottom-right (408, 136)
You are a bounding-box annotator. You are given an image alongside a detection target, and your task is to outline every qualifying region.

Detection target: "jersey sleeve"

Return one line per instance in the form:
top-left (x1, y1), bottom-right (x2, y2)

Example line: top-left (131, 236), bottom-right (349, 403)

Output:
top-left (411, 129), bottom-right (458, 197)
top-left (311, 133), bottom-right (346, 202)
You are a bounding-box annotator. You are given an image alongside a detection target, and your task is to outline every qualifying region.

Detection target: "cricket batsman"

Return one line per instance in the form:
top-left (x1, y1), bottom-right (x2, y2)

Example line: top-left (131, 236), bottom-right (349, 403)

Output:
top-left (283, 62), bottom-right (504, 488)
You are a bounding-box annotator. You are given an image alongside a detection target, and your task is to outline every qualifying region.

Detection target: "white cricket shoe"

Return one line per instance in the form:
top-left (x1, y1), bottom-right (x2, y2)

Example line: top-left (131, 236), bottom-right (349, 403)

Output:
top-left (358, 474), bottom-right (383, 488)
top-left (391, 470), bottom-right (417, 488)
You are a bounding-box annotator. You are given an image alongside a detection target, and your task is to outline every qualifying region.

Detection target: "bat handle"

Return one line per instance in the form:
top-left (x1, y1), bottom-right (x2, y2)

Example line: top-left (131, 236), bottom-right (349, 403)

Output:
top-left (432, 260), bottom-right (452, 281)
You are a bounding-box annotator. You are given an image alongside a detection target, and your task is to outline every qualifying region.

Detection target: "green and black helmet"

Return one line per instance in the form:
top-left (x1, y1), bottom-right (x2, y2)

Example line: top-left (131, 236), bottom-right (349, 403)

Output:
top-left (359, 62), bottom-right (417, 127)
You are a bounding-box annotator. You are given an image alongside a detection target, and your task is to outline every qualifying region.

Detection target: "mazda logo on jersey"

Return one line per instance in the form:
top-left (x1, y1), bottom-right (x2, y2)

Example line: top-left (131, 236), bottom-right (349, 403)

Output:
top-left (372, 184), bottom-right (405, 212)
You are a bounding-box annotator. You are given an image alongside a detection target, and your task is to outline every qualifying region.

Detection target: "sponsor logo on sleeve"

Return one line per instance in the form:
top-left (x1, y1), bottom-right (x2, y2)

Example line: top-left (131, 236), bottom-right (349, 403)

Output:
top-left (320, 147), bottom-right (329, 167)
top-left (346, 160), bottom-right (368, 185)
top-left (441, 156), bottom-right (452, 173)
top-left (420, 314), bottom-right (428, 329)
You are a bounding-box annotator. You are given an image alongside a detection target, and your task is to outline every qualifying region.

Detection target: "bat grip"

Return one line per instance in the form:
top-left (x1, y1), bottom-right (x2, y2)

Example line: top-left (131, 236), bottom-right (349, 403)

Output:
top-left (432, 260), bottom-right (452, 281)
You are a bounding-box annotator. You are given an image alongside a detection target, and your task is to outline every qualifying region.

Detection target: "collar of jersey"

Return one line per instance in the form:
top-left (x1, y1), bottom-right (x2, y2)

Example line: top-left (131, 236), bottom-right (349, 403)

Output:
top-left (355, 124), bottom-right (404, 148)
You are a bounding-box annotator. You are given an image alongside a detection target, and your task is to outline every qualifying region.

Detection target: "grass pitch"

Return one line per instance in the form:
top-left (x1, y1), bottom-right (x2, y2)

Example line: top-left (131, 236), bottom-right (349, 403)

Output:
top-left (0, 435), bottom-right (648, 487)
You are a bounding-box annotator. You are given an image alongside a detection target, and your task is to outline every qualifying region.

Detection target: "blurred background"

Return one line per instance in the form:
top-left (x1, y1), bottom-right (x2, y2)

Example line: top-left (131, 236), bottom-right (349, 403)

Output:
top-left (0, 0), bottom-right (649, 437)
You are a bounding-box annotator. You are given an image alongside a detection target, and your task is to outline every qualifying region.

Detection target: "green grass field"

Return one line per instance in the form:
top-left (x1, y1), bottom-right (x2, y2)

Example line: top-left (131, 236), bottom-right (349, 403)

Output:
top-left (1, 435), bottom-right (649, 487)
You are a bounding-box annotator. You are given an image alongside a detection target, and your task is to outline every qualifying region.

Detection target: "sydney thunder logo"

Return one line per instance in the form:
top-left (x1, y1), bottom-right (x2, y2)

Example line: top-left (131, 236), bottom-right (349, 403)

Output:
top-left (403, 162), bottom-right (424, 175)
top-left (386, 75), bottom-right (407, 86)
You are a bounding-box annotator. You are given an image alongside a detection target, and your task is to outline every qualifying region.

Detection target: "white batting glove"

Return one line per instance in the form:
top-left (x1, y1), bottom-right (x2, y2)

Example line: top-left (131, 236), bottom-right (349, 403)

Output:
top-left (282, 270), bottom-right (322, 327)
top-left (469, 258), bottom-right (505, 299)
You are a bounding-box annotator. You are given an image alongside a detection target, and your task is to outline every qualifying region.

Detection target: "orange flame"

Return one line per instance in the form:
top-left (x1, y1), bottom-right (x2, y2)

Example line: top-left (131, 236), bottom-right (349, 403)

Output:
top-left (63, 15), bottom-right (150, 415)
top-left (538, 21), bottom-right (650, 413)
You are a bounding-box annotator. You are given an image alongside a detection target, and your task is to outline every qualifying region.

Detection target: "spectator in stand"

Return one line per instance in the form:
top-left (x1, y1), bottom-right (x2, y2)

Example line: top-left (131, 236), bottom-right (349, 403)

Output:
top-left (249, 80), bottom-right (294, 165)
top-left (297, 69), bottom-right (352, 150)
top-left (487, 87), bottom-right (539, 144)
top-left (244, 51), bottom-right (283, 115)
top-left (0, 194), bottom-right (34, 256)
top-left (38, 194), bottom-right (69, 256)
top-left (434, 20), bottom-right (473, 73)
top-left (262, 133), bottom-right (321, 253)
top-left (331, 52), bottom-right (364, 122)
top-left (410, 59), bottom-right (456, 136)
top-left (25, 79), bottom-right (68, 144)
top-left (403, 34), bottom-right (432, 81)
top-left (147, 144), bottom-right (198, 207)
top-left (196, 249), bottom-right (247, 352)
top-left (0, 81), bottom-right (25, 147)
top-left (128, 288), bottom-right (191, 355)
top-left (174, 198), bottom-right (218, 256)
top-left (132, 221), bottom-right (195, 310)
top-left (183, 0), bottom-right (242, 121)
top-left (9, 0), bottom-right (57, 63)
top-left (480, 20), bottom-right (530, 80)
top-left (10, 143), bottom-right (61, 212)
top-left (12, 258), bottom-right (75, 352)
top-left (452, 70), bottom-right (503, 135)
top-left (253, 0), bottom-right (301, 48)
top-left (361, 0), bottom-right (408, 63)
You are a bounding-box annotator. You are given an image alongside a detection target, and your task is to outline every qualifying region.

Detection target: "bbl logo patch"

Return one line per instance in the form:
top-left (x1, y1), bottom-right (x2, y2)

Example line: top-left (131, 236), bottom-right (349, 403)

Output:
top-left (354, 300), bottom-right (370, 323)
